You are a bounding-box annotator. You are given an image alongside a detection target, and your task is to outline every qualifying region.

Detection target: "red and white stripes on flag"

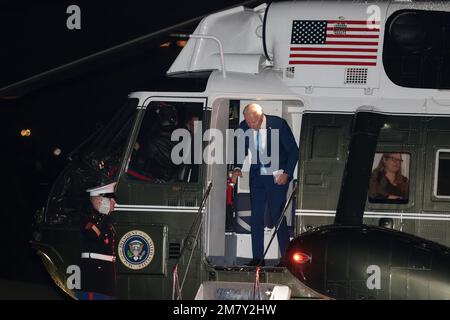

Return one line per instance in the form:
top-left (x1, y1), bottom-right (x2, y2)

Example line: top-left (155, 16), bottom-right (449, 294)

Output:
top-left (289, 20), bottom-right (380, 66)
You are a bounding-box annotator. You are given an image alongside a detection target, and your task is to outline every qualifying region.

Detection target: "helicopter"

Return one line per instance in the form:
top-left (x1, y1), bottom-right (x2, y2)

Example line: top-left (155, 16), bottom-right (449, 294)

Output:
top-left (2, 0), bottom-right (450, 299)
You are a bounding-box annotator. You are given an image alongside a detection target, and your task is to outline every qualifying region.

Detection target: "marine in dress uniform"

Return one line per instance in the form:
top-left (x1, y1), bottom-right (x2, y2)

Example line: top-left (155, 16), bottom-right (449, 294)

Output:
top-left (77, 183), bottom-right (117, 299)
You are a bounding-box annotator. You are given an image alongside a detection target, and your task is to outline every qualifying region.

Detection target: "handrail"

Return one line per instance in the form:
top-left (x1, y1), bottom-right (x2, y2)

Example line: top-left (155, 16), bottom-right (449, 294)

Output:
top-left (172, 181), bottom-right (213, 300)
top-left (259, 180), bottom-right (298, 266)
top-left (172, 33), bottom-right (227, 78)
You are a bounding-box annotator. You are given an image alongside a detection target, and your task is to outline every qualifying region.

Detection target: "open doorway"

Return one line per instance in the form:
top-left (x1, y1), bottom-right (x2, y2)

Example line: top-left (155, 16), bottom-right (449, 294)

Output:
top-left (205, 98), bottom-right (302, 266)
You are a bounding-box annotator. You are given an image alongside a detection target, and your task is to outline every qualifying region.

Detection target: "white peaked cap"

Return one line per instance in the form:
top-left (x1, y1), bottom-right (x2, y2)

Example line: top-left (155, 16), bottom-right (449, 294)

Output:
top-left (86, 182), bottom-right (117, 196)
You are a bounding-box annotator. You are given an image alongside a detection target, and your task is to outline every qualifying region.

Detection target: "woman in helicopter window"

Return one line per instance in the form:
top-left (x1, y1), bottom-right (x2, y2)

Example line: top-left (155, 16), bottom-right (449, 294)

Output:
top-left (368, 153), bottom-right (409, 203)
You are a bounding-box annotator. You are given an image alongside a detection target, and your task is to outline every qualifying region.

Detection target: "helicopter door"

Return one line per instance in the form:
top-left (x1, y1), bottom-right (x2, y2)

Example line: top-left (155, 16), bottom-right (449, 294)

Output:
top-left (295, 113), bottom-right (353, 233)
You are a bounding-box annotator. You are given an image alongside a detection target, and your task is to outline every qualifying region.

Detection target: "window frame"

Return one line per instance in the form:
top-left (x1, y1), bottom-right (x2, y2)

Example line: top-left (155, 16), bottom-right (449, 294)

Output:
top-left (367, 151), bottom-right (412, 205)
top-left (433, 148), bottom-right (450, 199)
top-left (383, 9), bottom-right (450, 89)
top-left (120, 96), bottom-right (208, 186)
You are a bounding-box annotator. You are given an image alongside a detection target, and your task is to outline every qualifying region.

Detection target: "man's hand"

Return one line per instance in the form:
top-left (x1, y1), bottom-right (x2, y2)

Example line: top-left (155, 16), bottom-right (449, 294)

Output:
top-left (275, 173), bottom-right (289, 185)
top-left (230, 169), bottom-right (242, 184)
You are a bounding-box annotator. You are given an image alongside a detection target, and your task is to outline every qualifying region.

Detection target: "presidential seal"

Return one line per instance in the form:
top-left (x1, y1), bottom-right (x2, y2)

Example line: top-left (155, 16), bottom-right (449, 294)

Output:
top-left (118, 230), bottom-right (155, 270)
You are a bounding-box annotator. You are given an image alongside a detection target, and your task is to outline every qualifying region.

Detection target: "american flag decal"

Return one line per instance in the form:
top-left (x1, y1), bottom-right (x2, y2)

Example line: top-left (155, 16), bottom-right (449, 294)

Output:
top-left (289, 20), bottom-right (380, 66)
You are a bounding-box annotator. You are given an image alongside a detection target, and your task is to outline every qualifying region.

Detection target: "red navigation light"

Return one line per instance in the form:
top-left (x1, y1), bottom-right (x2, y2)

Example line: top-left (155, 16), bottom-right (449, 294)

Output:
top-left (292, 251), bottom-right (311, 264)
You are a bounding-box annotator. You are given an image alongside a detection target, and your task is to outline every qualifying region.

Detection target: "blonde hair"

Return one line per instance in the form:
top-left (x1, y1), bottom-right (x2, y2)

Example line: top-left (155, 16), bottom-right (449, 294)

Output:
top-left (370, 153), bottom-right (409, 198)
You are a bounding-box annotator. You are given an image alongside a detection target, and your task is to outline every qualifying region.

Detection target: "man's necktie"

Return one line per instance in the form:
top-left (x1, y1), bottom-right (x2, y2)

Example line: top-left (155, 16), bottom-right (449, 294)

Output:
top-left (257, 130), bottom-right (267, 175)
top-left (256, 130), bottom-right (261, 152)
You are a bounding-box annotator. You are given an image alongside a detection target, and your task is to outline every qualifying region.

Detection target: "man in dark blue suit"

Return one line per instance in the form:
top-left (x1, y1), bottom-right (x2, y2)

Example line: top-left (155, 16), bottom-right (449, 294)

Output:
top-left (232, 103), bottom-right (298, 266)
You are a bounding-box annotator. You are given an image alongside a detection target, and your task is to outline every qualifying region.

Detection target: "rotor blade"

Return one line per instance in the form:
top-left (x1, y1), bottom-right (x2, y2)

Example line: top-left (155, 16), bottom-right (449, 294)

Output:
top-left (0, 0), bottom-right (265, 99)
top-left (334, 111), bottom-right (386, 225)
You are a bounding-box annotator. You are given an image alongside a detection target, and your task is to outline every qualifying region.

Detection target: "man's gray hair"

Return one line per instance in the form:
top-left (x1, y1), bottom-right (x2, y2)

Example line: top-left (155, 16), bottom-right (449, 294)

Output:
top-left (243, 103), bottom-right (263, 115)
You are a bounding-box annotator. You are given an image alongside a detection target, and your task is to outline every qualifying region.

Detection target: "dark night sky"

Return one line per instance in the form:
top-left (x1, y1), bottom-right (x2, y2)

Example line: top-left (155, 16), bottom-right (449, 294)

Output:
top-left (0, 0), bottom-right (264, 289)
top-left (1, 1), bottom-right (254, 85)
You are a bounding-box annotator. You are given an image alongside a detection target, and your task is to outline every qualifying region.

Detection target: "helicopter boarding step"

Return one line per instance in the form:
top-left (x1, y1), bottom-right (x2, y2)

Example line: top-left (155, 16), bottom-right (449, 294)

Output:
top-left (195, 281), bottom-right (291, 300)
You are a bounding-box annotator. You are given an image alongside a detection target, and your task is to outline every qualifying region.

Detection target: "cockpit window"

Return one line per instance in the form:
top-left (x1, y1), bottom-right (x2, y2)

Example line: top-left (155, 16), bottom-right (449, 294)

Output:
top-left (126, 101), bottom-right (203, 183)
top-left (368, 152), bottom-right (410, 204)
top-left (383, 10), bottom-right (450, 89)
top-left (44, 98), bottom-right (138, 224)
top-left (80, 98), bottom-right (138, 182)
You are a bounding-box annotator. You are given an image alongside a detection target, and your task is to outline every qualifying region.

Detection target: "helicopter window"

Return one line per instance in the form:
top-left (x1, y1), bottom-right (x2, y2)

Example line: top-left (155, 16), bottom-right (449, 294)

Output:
top-left (368, 152), bottom-right (410, 204)
top-left (383, 9), bottom-right (450, 89)
top-left (44, 99), bottom-right (138, 224)
top-left (126, 101), bottom-right (203, 183)
top-left (80, 98), bottom-right (138, 181)
top-left (434, 150), bottom-right (450, 198)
